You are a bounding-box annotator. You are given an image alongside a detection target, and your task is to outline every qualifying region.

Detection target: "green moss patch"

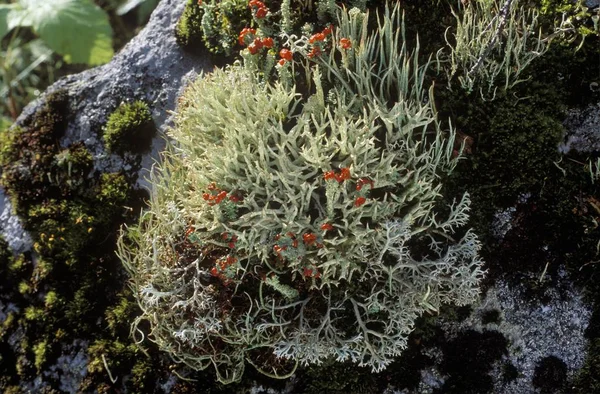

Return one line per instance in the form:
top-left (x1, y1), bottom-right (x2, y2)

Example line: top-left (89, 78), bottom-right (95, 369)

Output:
top-left (103, 100), bottom-right (155, 154)
top-left (0, 90), bottom-right (160, 391)
top-left (175, 0), bottom-right (205, 50)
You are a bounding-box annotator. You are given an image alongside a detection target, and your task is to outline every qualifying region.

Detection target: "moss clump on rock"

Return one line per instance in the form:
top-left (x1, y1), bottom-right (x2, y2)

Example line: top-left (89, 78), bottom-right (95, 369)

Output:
top-left (175, 0), bottom-right (205, 49)
top-left (176, 0), bottom-right (251, 56)
top-left (0, 88), bottom-right (152, 392)
top-left (103, 101), bottom-right (155, 154)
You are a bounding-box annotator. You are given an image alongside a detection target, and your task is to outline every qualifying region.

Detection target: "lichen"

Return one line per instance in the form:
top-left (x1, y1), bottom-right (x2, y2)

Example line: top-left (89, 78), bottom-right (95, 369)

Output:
top-left (120, 4), bottom-right (484, 383)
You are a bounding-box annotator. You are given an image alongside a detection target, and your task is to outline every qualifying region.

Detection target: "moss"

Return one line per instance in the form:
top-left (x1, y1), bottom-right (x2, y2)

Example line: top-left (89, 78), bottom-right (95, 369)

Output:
top-left (105, 290), bottom-right (139, 337)
top-left (176, 0), bottom-right (251, 56)
top-left (33, 340), bottom-right (48, 372)
top-left (501, 362), bottom-right (519, 383)
top-left (435, 330), bottom-right (508, 394)
top-left (532, 356), bottom-right (567, 393)
top-left (294, 358), bottom-right (377, 394)
top-left (24, 306), bottom-right (44, 322)
top-left (0, 126), bottom-right (22, 168)
top-left (103, 101), bottom-right (155, 154)
top-left (0, 237), bottom-right (11, 279)
top-left (128, 359), bottom-right (154, 394)
top-left (18, 281), bottom-right (32, 296)
top-left (44, 291), bottom-right (59, 309)
top-left (481, 309), bottom-right (501, 325)
top-left (0, 90), bottom-right (69, 211)
top-left (175, 0), bottom-right (205, 49)
top-left (573, 336), bottom-right (600, 392)
top-left (0, 88), bottom-right (145, 392)
top-left (52, 142), bottom-right (93, 191)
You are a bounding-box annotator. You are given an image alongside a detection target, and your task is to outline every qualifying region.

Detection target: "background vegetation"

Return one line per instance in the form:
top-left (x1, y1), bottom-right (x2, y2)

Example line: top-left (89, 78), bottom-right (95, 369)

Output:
top-left (0, 0), bottom-right (159, 130)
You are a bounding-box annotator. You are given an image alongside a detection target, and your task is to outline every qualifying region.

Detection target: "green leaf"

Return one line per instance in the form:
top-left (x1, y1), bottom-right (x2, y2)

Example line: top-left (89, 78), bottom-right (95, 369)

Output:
top-left (0, 4), bottom-right (16, 39)
top-left (18, 0), bottom-right (114, 65)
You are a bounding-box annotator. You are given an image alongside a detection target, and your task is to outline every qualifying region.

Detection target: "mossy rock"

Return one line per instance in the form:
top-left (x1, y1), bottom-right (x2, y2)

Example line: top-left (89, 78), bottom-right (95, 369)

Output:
top-left (175, 0), bottom-right (205, 49)
top-left (103, 101), bottom-right (155, 154)
top-left (176, 0), bottom-right (251, 56)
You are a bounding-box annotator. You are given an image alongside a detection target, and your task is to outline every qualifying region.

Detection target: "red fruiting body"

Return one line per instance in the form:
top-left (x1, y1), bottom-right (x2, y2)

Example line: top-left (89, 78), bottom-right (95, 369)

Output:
top-left (248, 0), bottom-right (264, 8)
top-left (303, 233), bottom-right (317, 245)
top-left (323, 25), bottom-right (333, 35)
top-left (309, 32), bottom-right (326, 44)
top-left (355, 197), bottom-right (367, 207)
top-left (340, 38), bottom-right (352, 49)
top-left (248, 0), bottom-right (268, 18)
top-left (228, 242), bottom-right (235, 249)
top-left (278, 59), bottom-right (287, 66)
top-left (307, 47), bottom-right (322, 59)
top-left (335, 167), bottom-right (351, 183)
top-left (323, 170), bottom-right (336, 181)
top-left (303, 267), bottom-right (313, 277)
top-left (215, 191), bottom-right (228, 204)
top-left (356, 177), bottom-right (374, 191)
top-left (221, 232), bottom-right (229, 240)
top-left (238, 28), bottom-right (256, 46)
top-left (340, 167), bottom-right (351, 180)
top-left (292, 239), bottom-right (298, 248)
top-left (320, 223), bottom-right (333, 231)
top-left (262, 37), bottom-right (274, 48)
top-left (279, 48), bottom-right (293, 61)
top-left (255, 6), bottom-right (268, 18)
top-left (210, 267), bottom-right (218, 276)
top-left (202, 193), bottom-right (211, 201)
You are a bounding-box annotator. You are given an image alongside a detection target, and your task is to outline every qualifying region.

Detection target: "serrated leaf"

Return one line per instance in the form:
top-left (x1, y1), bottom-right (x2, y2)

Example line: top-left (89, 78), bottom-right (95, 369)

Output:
top-left (18, 0), bottom-right (114, 65)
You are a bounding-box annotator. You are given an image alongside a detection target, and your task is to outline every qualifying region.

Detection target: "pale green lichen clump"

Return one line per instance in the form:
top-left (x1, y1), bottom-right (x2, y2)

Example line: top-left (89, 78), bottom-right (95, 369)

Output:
top-left (118, 4), bottom-right (485, 384)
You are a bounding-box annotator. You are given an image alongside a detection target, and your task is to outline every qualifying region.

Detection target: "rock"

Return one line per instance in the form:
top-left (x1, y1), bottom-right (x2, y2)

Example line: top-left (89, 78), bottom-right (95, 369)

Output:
top-left (559, 102), bottom-right (600, 154)
top-left (0, 192), bottom-right (32, 254)
top-left (0, 0), bottom-right (212, 252)
top-left (437, 275), bottom-right (591, 394)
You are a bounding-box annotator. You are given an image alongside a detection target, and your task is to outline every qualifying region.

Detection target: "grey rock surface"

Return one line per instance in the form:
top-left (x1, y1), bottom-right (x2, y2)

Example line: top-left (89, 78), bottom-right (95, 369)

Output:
top-left (560, 102), bottom-right (600, 154)
top-left (439, 275), bottom-right (590, 394)
top-left (0, 192), bottom-right (32, 254)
